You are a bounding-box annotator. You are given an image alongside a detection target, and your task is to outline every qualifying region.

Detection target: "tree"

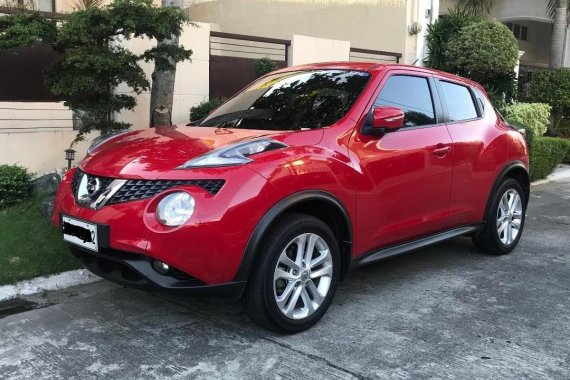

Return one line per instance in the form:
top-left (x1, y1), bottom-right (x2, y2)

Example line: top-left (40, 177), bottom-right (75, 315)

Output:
top-left (149, 0), bottom-right (189, 127)
top-left (0, 0), bottom-right (191, 143)
top-left (72, 0), bottom-right (106, 10)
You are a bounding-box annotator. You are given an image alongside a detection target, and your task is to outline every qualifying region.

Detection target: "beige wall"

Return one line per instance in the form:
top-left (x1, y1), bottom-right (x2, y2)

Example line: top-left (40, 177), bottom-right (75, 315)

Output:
top-left (189, 0), bottom-right (409, 61)
top-left (0, 102), bottom-right (93, 174)
top-left (290, 34), bottom-right (350, 65)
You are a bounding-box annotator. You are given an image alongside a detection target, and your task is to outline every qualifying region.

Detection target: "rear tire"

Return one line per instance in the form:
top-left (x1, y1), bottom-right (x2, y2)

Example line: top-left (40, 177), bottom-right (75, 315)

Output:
top-left (242, 213), bottom-right (340, 333)
top-left (473, 178), bottom-right (526, 255)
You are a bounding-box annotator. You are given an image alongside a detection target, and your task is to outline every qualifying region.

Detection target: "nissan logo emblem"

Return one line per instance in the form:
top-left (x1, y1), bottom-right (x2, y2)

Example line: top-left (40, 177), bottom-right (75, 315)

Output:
top-left (86, 177), bottom-right (101, 195)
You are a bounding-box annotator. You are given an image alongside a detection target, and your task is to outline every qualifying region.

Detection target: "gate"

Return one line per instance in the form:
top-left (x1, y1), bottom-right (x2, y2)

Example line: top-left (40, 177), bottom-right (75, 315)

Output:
top-left (209, 31), bottom-right (290, 99)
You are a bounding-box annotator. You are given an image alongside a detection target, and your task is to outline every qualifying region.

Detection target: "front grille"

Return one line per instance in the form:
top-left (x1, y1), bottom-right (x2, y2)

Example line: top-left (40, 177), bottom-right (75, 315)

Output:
top-left (71, 169), bottom-right (82, 195)
top-left (72, 169), bottom-right (225, 206)
top-left (108, 179), bottom-right (225, 205)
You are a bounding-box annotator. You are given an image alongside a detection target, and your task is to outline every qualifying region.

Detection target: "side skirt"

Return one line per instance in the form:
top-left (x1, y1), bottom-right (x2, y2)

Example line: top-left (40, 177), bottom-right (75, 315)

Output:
top-left (350, 224), bottom-right (485, 270)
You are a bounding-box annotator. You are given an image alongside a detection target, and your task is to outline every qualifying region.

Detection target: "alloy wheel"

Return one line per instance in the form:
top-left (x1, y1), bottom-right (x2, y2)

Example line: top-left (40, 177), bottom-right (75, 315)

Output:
top-left (496, 189), bottom-right (523, 245)
top-left (273, 233), bottom-right (333, 320)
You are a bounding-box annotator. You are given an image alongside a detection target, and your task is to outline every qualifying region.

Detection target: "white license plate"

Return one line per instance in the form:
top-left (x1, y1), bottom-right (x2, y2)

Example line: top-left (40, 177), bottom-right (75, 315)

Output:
top-left (62, 215), bottom-right (98, 252)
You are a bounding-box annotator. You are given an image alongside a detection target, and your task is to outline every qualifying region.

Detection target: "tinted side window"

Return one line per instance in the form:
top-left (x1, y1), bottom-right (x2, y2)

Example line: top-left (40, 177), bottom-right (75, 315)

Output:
top-left (440, 81), bottom-right (478, 122)
top-left (374, 75), bottom-right (436, 128)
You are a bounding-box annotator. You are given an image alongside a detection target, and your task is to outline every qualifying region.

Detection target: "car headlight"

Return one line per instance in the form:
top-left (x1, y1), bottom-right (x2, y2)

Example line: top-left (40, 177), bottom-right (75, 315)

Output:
top-left (177, 138), bottom-right (287, 169)
top-left (156, 192), bottom-right (195, 226)
top-left (87, 129), bottom-right (132, 155)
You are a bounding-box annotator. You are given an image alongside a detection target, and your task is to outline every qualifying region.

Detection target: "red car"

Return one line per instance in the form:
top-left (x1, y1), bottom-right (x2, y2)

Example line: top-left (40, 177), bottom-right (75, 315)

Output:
top-left (53, 63), bottom-right (529, 332)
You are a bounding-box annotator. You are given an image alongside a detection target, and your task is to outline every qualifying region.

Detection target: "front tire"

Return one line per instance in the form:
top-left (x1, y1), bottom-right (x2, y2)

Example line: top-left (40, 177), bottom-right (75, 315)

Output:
top-left (473, 178), bottom-right (526, 255)
top-left (242, 213), bottom-right (340, 333)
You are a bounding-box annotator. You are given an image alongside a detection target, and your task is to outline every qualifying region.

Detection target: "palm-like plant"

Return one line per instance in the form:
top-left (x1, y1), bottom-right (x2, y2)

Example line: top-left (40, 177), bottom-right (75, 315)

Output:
top-left (456, 0), bottom-right (568, 68)
top-left (73, 0), bottom-right (106, 10)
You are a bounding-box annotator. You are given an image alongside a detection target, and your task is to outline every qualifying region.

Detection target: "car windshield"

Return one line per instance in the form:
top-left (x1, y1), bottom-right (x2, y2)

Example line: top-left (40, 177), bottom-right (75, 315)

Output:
top-left (201, 69), bottom-right (371, 131)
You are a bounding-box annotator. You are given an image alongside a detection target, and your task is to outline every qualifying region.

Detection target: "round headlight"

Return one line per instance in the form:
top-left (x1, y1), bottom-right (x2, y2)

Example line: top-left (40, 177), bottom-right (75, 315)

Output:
top-left (156, 192), bottom-right (195, 226)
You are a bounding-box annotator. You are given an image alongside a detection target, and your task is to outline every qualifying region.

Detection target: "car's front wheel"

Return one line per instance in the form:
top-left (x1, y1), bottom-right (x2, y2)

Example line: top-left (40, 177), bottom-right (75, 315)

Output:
top-left (473, 178), bottom-right (526, 255)
top-left (242, 213), bottom-right (340, 333)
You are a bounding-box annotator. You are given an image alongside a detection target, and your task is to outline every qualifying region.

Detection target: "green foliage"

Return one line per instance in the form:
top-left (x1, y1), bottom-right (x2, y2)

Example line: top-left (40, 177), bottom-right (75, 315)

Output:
top-left (425, 8), bottom-right (475, 71)
top-left (527, 68), bottom-right (570, 131)
top-left (0, 0), bottom-right (192, 143)
top-left (505, 103), bottom-right (552, 137)
top-left (446, 20), bottom-right (518, 79)
top-left (255, 58), bottom-right (278, 78)
top-left (189, 97), bottom-right (226, 121)
top-left (530, 137), bottom-right (570, 181)
top-left (0, 165), bottom-right (32, 209)
top-left (0, 13), bottom-right (57, 51)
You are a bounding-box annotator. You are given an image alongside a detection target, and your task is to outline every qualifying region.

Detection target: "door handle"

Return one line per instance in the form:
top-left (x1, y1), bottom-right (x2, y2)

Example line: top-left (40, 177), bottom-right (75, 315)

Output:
top-left (433, 145), bottom-right (451, 157)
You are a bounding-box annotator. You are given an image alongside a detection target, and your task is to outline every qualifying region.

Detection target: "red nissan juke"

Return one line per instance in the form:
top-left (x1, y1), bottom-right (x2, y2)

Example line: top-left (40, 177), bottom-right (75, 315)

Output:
top-left (53, 63), bottom-right (529, 332)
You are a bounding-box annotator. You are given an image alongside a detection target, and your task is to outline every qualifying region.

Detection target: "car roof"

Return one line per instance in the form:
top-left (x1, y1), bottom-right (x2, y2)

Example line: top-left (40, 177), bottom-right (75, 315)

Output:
top-left (274, 62), bottom-right (484, 92)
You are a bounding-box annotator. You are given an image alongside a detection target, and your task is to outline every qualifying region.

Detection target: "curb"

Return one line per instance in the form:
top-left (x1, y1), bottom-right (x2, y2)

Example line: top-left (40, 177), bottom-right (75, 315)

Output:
top-left (531, 165), bottom-right (570, 187)
top-left (0, 269), bottom-right (101, 302)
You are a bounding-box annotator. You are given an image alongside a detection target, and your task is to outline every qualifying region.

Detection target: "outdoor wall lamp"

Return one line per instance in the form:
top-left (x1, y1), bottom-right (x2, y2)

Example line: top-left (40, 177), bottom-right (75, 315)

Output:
top-left (65, 148), bottom-right (76, 169)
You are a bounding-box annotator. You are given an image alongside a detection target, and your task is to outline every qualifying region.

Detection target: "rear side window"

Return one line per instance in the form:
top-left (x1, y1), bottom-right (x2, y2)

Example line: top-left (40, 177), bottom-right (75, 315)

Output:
top-left (440, 81), bottom-right (478, 122)
top-left (374, 75), bottom-right (436, 128)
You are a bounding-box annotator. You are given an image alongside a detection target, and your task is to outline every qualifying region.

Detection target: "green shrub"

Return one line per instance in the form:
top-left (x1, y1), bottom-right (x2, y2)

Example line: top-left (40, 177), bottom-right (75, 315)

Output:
top-left (446, 20), bottom-right (518, 78)
top-left (505, 103), bottom-right (551, 137)
top-left (189, 97), bottom-right (226, 122)
top-left (445, 20), bottom-right (519, 106)
top-left (530, 137), bottom-right (569, 181)
top-left (0, 164), bottom-right (32, 209)
top-left (425, 8), bottom-right (476, 71)
top-left (527, 68), bottom-right (570, 134)
top-left (255, 58), bottom-right (278, 78)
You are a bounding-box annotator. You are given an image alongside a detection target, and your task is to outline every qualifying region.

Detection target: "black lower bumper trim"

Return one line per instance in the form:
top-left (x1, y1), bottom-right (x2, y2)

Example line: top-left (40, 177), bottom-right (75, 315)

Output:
top-left (69, 245), bottom-right (246, 298)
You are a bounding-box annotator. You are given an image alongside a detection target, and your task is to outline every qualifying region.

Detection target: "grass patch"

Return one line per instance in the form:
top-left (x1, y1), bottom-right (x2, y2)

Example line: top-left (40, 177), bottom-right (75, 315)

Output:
top-left (0, 197), bottom-right (80, 286)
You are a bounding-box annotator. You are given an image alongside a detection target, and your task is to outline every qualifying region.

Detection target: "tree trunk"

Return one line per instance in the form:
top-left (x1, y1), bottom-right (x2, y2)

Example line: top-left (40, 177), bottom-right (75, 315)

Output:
top-left (549, 0), bottom-right (568, 69)
top-left (150, 0), bottom-right (184, 127)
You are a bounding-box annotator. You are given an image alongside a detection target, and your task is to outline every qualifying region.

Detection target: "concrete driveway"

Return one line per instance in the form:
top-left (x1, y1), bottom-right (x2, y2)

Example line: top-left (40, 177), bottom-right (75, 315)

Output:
top-left (1, 178), bottom-right (569, 380)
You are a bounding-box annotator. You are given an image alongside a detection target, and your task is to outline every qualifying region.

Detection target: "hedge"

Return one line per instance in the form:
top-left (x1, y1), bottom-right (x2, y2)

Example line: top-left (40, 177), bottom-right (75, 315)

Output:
top-left (530, 137), bottom-right (570, 181)
top-left (0, 164), bottom-right (32, 209)
top-left (189, 97), bottom-right (226, 122)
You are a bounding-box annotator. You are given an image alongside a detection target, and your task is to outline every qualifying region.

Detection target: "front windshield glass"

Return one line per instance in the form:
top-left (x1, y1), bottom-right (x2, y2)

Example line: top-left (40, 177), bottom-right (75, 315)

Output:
top-left (201, 70), bottom-right (371, 130)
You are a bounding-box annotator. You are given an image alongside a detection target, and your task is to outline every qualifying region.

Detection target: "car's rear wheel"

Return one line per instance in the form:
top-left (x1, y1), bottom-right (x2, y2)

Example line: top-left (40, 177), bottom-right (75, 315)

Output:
top-left (473, 178), bottom-right (526, 255)
top-left (242, 213), bottom-right (340, 333)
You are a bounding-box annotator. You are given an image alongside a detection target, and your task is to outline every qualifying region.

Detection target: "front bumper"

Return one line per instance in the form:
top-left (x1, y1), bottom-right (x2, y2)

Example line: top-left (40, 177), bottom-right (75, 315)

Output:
top-left (53, 166), bottom-right (271, 286)
top-left (70, 245), bottom-right (246, 298)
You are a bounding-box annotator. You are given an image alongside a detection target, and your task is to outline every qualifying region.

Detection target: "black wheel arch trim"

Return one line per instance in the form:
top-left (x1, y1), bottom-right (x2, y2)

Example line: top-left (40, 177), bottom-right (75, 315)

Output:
top-left (233, 190), bottom-right (353, 283)
top-left (487, 161), bottom-right (530, 212)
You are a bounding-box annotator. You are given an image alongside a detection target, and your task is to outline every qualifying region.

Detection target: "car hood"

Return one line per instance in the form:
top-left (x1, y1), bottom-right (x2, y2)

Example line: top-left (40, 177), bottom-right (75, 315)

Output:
top-left (80, 125), bottom-right (280, 179)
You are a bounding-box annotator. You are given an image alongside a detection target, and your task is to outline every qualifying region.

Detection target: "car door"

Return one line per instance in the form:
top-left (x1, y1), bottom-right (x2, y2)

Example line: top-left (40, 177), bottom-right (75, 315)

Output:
top-left (434, 78), bottom-right (510, 226)
top-left (349, 71), bottom-right (454, 254)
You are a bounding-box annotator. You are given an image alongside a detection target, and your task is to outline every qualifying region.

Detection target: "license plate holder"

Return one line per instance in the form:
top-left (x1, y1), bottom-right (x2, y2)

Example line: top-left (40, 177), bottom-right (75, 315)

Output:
top-left (62, 215), bottom-right (99, 252)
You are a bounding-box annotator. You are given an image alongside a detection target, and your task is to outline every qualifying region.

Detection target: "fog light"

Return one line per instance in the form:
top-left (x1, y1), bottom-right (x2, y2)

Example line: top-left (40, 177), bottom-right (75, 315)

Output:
top-left (152, 260), bottom-right (170, 275)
